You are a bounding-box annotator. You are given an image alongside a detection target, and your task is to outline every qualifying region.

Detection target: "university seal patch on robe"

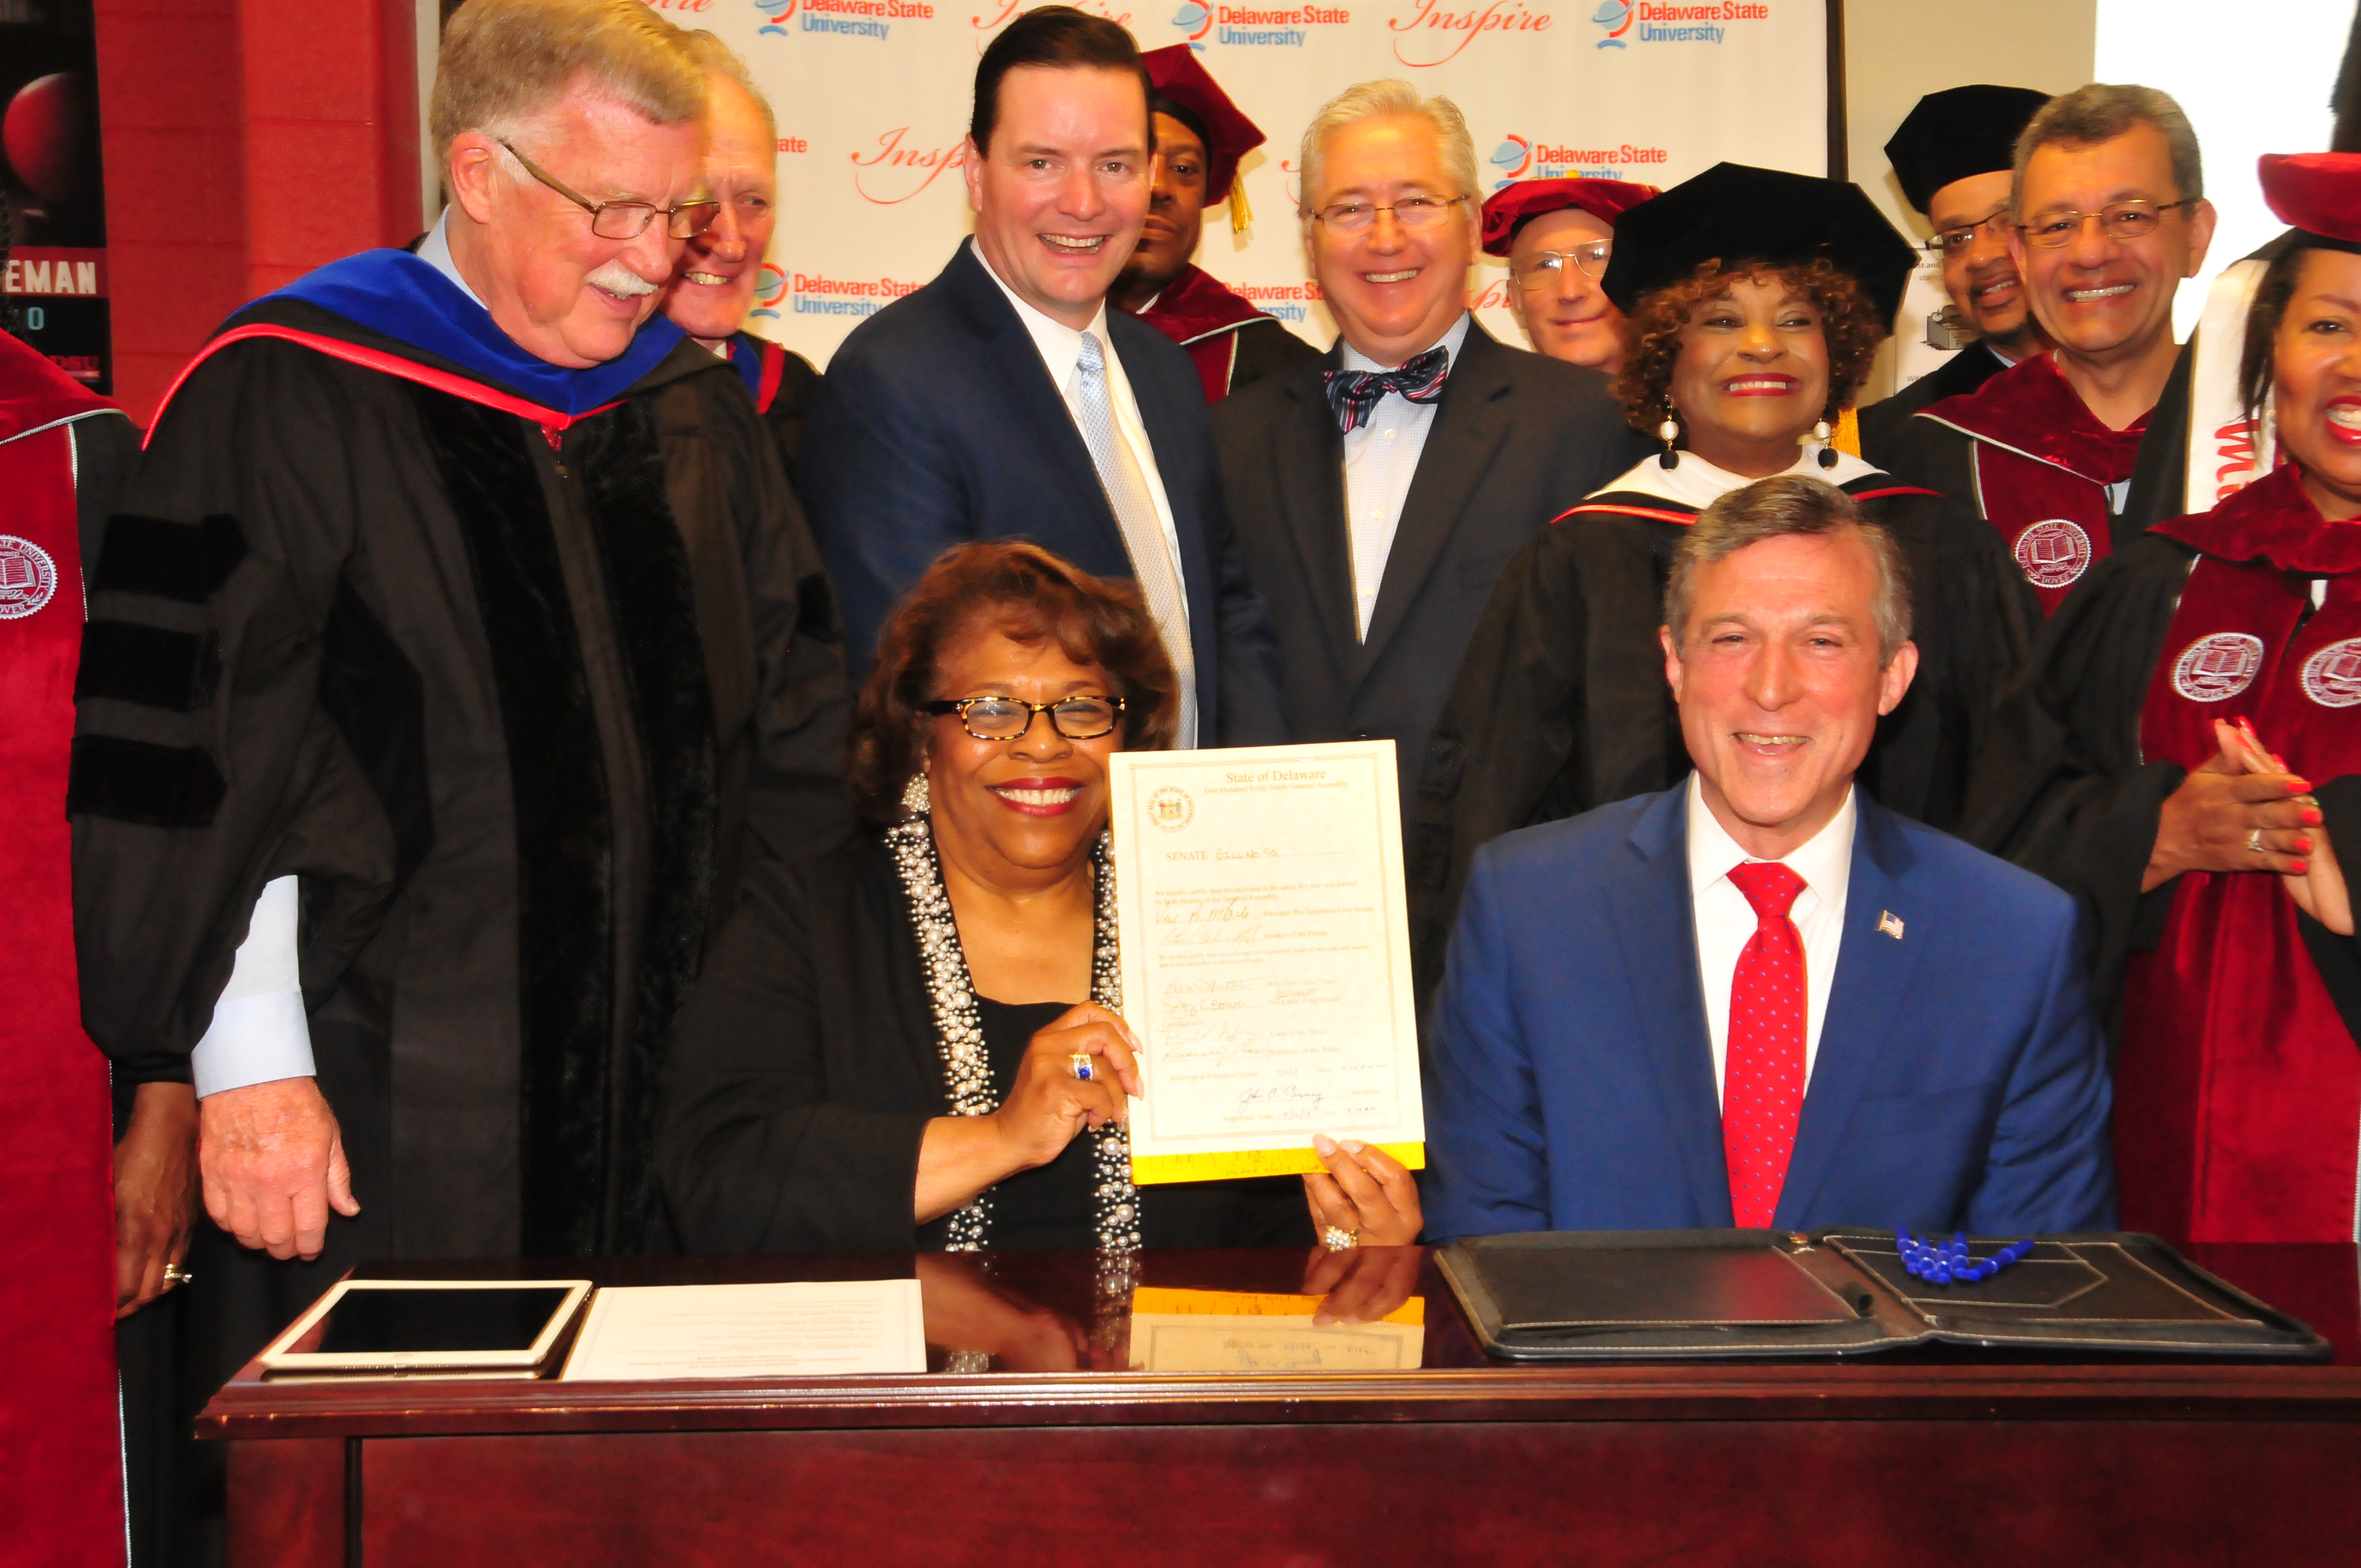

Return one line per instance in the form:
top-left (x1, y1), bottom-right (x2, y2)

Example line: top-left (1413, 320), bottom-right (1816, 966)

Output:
top-left (1916, 351), bottom-right (2149, 614)
top-left (2117, 464), bottom-right (2361, 1242)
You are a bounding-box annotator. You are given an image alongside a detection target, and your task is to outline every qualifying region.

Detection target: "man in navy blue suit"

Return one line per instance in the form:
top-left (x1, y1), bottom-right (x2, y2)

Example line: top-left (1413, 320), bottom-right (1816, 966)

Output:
top-left (799, 7), bottom-right (1285, 746)
top-left (1423, 475), bottom-right (2114, 1240)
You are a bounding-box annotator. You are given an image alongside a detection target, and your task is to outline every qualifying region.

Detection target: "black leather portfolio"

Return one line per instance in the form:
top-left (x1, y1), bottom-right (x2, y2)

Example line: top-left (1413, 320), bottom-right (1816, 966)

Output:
top-left (1436, 1229), bottom-right (2330, 1360)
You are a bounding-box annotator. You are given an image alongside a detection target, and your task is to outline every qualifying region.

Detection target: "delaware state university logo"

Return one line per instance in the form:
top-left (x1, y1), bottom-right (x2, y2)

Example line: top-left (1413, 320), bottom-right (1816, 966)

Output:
top-left (2302, 639), bottom-right (2361, 709)
top-left (2172, 632), bottom-right (2265, 704)
top-left (1591, 0), bottom-right (1633, 44)
top-left (1488, 136), bottom-right (1533, 181)
top-left (2012, 519), bottom-right (2092, 590)
top-left (0, 535), bottom-right (57, 619)
top-left (1171, 1), bottom-right (1213, 44)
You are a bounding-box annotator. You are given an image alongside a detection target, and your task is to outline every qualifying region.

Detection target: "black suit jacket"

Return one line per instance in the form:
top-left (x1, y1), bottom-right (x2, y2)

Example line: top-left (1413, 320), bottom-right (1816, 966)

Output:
top-left (1210, 319), bottom-right (1651, 804)
top-left (801, 243), bottom-right (1287, 743)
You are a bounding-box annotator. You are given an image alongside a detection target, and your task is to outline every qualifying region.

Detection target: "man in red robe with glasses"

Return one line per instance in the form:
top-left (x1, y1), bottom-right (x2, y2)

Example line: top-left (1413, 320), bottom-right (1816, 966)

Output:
top-left (1109, 46), bottom-right (1319, 402)
top-left (1878, 84), bottom-right (2216, 615)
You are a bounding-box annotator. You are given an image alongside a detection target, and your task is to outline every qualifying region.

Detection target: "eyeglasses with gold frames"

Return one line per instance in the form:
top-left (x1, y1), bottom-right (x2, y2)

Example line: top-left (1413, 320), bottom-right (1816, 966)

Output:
top-left (497, 140), bottom-right (721, 240)
top-left (920, 694), bottom-right (1126, 742)
top-left (2016, 198), bottom-right (2197, 249)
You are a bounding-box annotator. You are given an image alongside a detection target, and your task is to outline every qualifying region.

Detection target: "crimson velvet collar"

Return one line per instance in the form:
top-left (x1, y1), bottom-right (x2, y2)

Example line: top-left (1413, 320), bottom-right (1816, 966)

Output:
top-left (2153, 460), bottom-right (2361, 575)
top-left (1923, 350), bottom-right (2150, 484)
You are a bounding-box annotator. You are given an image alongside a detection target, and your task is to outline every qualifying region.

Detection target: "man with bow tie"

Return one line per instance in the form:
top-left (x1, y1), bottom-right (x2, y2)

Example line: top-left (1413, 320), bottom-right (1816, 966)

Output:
top-left (1212, 80), bottom-right (1648, 812)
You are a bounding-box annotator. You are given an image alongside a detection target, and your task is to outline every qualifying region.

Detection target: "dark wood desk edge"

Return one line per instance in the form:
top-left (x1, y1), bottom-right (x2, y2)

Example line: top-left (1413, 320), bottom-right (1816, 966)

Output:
top-left (198, 1362), bottom-right (2361, 1440)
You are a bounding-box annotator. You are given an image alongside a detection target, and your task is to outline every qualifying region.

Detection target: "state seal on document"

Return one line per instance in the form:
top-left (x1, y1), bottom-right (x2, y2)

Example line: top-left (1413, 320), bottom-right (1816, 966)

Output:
top-left (1146, 786), bottom-right (1194, 831)
top-left (0, 535), bottom-right (58, 619)
top-left (2302, 638), bottom-right (2361, 709)
top-left (2172, 632), bottom-right (2264, 703)
top-left (2012, 519), bottom-right (2092, 589)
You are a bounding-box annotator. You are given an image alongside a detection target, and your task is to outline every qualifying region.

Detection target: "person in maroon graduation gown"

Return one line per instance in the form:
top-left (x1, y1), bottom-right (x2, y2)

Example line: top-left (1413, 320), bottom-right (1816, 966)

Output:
top-left (1879, 85), bottom-right (2217, 614)
top-left (1968, 151), bottom-right (2361, 1243)
top-left (1479, 176), bottom-right (1657, 374)
top-left (0, 323), bottom-right (138, 1562)
top-left (1109, 46), bottom-right (1318, 402)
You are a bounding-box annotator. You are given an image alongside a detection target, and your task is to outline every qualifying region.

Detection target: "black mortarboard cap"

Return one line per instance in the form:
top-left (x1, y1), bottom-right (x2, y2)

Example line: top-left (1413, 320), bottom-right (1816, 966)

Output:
top-left (1884, 85), bottom-right (2053, 215)
top-left (1601, 162), bottom-right (1920, 326)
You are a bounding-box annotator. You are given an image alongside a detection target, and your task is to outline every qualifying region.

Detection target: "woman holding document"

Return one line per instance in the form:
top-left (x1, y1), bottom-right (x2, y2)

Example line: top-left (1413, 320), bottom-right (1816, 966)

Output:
top-left (659, 541), bottom-right (1421, 1254)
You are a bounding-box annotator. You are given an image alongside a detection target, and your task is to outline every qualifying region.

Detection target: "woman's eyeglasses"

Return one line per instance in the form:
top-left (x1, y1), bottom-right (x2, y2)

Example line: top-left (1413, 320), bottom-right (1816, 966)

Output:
top-left (921, 695), bottom-right (1125, 741)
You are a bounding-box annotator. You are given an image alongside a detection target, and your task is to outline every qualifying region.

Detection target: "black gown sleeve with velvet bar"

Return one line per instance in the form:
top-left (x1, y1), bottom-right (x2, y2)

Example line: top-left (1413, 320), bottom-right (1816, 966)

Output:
top-left (659, 837), bottom-right (1314, 1255)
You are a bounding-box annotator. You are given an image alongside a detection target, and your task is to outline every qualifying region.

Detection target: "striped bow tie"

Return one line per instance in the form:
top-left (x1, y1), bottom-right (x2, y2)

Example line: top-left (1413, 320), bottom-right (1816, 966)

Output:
top-left (1322, 345), bottom-right (1450, 433)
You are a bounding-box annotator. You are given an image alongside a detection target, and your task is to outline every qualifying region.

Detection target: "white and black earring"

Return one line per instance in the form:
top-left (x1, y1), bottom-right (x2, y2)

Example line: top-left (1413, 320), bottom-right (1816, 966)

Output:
top-left (901, 770), bottom-right (931, 818)
top-left (1812, 417), bottom-right (1838, 469)
top-left (1658, 398), bottom-right (1681, 470)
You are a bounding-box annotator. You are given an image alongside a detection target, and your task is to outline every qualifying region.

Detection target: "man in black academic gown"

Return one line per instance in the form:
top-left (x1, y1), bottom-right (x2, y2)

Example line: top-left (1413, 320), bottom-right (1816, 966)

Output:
top-left (1210, 79), bottom-right (1645, 810)
top-left (1858, 85), bottom-right (2054, 466)
top-left (69, 0), bottom-right (852, 1412)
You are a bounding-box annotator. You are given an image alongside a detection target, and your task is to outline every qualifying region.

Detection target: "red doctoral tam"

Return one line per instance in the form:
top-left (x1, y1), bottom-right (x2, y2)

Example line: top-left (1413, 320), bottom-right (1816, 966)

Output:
top-left (1140, 45), bottom-right (1265, 206)
top-left (2259, 151), bottom-right (2361, 248)
top-left (1479, 177), bottom-right (1661, 258)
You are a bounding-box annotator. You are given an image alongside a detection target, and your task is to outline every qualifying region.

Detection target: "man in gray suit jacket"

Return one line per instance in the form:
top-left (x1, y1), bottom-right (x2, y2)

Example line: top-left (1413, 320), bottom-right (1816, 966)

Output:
top-left (1212, 79), bottom-right (1647, 809)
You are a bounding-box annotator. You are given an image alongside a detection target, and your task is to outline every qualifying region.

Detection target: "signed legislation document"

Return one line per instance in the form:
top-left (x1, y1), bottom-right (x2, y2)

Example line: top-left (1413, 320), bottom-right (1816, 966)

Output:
top-left (1109, 741), bottom-right (1425, 1184)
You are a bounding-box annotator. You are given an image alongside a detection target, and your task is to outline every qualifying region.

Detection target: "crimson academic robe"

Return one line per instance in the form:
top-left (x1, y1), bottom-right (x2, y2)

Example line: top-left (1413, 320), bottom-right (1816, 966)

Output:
top-left (69, 251), bottom-right (855, 1408)
top-left (1129, 262), bottom-right (1320, 403)
top-left (0, 329), bottom-right (135, 1567)
top-left (1966, 462), bottom-right (2361, 1242)
top-left (1879, 351), bottom-right (2153, 614)
top-left (1411, 452), bottom-right (2039, 1008)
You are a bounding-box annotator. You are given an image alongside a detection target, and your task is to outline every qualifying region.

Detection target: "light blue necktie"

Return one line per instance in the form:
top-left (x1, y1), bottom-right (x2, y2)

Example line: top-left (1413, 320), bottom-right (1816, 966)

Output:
top-left (1076, 330), bottom-right (1197, 748)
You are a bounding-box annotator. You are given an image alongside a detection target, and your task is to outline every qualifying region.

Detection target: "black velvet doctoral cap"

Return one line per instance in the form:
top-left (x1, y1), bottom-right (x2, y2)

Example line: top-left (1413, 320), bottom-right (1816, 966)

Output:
top-left (1884, 85), bottom-right (2053, 215)
top-left (1600, 162), bottom-right (1920, 326)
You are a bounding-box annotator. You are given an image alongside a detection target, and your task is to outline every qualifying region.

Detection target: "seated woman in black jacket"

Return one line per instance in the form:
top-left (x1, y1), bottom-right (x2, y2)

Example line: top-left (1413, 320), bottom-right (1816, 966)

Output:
top-left (660, 539), bottom-right (1421, 1254)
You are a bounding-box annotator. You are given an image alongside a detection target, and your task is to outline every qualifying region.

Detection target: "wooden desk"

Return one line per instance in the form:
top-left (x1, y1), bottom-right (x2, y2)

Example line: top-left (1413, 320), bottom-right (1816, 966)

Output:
top-left (202, 1244), bottom-right (2361, 1567)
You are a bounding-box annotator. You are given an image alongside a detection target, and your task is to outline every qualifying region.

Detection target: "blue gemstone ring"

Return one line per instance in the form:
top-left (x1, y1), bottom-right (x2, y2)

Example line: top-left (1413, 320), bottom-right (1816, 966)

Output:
top-left (1895, 1230), bottom-right (2037, 1286)
top-left (1069, 1052), bottom-right (1095, 1081)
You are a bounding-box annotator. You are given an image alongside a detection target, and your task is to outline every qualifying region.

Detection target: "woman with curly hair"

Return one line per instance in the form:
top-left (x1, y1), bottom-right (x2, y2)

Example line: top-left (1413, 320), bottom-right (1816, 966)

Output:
top-left (1407, 164), bottom-right (2039, 1001)
top-left (659, 540), bottom-right (1416, 1270)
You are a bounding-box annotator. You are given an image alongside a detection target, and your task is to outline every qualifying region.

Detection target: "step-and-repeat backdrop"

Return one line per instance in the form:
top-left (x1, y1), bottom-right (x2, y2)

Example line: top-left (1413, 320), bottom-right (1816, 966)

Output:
top-left (665, 0), bottom-right (1832, 362)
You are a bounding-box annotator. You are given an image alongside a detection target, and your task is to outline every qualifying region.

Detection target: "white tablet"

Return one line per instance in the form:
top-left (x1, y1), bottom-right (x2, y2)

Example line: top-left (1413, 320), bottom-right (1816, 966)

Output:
top-left (258, 1278), bottom-right (594, 1376)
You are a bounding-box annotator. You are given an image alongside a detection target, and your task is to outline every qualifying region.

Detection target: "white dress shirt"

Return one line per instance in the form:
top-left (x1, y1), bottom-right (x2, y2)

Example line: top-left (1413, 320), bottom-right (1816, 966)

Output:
top-left (969, 239), bottom-right (1188, 625)
top-left (1686, 774), bottom-right (1856, 1108)
top-left (1340, 313), bottom-right (1472, 640)
top-left (190, 875), bottom-right (315, 1097)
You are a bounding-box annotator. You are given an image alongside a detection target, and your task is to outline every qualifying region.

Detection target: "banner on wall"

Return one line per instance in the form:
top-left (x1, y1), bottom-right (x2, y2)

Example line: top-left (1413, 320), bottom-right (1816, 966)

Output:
top-left (653, 0), bottom-right (1830, 363)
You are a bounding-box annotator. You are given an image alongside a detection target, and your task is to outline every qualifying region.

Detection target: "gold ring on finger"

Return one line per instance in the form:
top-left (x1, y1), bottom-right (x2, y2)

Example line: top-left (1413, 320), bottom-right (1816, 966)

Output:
top-left (1322, 1224), bottom-right (1359, 1252)
top-left (162, 1264), bottom-right (194, 1287)
top-left (1068, 1052), bottom-right (1095, 1081)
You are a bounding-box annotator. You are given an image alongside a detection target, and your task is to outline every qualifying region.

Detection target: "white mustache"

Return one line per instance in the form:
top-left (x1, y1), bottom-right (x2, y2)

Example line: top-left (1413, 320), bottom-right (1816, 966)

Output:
top-left (586, 260), bottom-right (657, 298)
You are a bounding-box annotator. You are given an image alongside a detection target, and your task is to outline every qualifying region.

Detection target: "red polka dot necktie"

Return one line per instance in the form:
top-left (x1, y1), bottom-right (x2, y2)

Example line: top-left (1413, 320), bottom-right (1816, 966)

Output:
top-left (1723, 861), bottom-right (1808, 1230)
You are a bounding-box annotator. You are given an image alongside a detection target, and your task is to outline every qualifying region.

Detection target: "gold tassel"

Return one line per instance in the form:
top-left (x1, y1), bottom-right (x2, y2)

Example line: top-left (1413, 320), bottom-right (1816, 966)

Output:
top-left (1833, 405), bottom-right (1863, 458)
top-left (1228, 182), bottom-right (1253, 234)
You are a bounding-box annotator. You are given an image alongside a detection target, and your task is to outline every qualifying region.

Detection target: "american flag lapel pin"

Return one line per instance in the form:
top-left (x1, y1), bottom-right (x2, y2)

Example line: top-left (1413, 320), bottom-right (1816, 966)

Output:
top-left (1878, 910), bottom-right (1905, 941)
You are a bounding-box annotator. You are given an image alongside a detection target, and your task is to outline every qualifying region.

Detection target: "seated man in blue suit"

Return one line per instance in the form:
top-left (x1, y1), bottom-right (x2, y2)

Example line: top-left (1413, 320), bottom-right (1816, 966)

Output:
top-left (1423, 475), bottom-right (2115, 1240)
top-left (800, 6), bottom-right (1285, 747)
